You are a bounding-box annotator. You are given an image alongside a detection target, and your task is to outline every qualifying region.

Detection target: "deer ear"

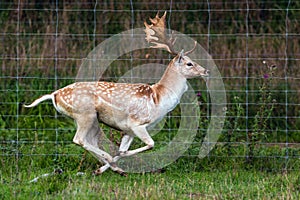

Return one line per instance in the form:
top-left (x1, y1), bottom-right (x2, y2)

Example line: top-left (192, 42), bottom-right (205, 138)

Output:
top-left (177, 50), bottom-right (184, 63)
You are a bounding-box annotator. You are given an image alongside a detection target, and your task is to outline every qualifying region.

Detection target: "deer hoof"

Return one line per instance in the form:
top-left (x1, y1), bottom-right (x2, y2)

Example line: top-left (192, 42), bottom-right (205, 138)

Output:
top-left (117, 170), bottom-right (128, 177)
top-left (119, 151), bottom-right (127, 156)
top-left (92, 169), bottom-right (103, 176)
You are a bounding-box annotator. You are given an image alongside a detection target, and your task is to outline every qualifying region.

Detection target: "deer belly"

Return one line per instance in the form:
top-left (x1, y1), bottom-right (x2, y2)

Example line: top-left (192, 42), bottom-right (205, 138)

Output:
top-left (96, 106), bottom-right (129, 131)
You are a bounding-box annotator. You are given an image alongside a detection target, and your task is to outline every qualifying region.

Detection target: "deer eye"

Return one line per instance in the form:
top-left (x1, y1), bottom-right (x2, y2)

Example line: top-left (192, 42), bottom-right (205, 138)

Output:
top-left (187, 62), bottom-right (193, 67)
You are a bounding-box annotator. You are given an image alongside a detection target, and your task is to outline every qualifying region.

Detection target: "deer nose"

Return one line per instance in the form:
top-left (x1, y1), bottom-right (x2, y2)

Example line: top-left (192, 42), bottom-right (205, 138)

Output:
top-left (205, 69), bottom-right (210, 75)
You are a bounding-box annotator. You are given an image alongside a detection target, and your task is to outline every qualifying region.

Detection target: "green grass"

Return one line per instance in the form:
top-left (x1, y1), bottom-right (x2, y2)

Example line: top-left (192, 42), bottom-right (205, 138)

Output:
top-left (1, 140), bottom-right (300, 199)
top-left (1, 167), bottom-right (299, 199)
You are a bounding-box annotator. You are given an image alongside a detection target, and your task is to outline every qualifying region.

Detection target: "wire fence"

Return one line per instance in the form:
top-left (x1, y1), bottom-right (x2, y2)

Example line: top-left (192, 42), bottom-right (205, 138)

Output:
top-left (1, 0), bottom-right (299, 173)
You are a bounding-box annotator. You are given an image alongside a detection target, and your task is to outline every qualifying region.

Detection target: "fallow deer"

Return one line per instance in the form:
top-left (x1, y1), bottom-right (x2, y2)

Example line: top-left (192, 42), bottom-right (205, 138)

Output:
top-left (25, 11), bottom-right (209, 175)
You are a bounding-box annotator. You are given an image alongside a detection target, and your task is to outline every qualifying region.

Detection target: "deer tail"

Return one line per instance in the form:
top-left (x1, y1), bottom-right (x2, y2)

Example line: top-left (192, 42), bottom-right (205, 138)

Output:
top-left (24, 94), bottom-right (54, 108)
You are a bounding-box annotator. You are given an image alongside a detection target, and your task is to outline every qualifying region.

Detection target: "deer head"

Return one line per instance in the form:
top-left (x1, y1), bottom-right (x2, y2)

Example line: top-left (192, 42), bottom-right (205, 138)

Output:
top-left (173, 50), bottom-right (209, 78)
top-left (144, 11), bottom-right (209, 78)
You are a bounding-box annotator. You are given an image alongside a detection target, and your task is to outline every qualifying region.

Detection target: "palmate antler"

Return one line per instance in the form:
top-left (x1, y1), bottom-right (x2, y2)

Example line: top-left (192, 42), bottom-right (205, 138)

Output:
top-left (144, 11), bottom-right (196, 55)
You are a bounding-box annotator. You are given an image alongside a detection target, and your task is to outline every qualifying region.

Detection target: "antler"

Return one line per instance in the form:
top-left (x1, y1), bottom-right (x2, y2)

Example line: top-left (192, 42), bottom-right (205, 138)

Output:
top-left (144, 11), bottom-right (197, 56)
top-left (144, 11), bottom-right (177, 55)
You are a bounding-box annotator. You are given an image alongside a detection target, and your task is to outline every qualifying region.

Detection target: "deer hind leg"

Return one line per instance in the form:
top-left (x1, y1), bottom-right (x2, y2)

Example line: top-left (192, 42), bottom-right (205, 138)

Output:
top-left (72, 113), bottom-right (125, 175)
top-left (97, 134), bottom-right (134, 174)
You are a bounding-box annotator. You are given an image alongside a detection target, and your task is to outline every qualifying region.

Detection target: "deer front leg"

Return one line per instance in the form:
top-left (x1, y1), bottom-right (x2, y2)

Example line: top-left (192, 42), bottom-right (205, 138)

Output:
top-left (73, 114), bottom-right (125, 175)
top-left (97, 126), bottom-right (154, 175)
top-left (120, 125), bottom-right (154, 157)
top-left (97, 134), bottom-right (134, 174)
top-left (119, 135), bottom-right (135, 153)
top-left (96, 126), bottom-right (154, 174)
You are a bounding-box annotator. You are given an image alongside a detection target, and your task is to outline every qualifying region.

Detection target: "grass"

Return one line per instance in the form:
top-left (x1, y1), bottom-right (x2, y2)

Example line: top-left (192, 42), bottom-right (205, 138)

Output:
top-left (1, 139), bottom-right (300, 199)
top-left (1, 166), bottom-right (299, 199)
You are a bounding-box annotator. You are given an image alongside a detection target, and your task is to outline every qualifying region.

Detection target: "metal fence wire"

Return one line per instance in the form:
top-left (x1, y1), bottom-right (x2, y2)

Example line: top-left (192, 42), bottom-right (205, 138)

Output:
top-left (1, 0), bottom-right (299, 173)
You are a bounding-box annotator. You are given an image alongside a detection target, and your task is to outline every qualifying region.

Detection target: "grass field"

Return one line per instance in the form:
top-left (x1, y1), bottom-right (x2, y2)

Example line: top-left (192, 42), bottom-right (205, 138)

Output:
top-left (1, 139), bottom-right (300, 199)
top-left (1, 162), bottom-right (300, 199)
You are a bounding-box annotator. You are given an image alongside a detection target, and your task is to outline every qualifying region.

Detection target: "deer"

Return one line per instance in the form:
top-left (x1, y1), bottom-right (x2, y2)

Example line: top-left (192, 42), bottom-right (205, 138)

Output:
top-left (24, 11), bottom-right (209, 176)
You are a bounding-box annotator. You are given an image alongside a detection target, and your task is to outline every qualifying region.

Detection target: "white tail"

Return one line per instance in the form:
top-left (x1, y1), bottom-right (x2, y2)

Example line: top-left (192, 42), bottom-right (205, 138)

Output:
top-left (24, 94), bottom-right (54, 108)
top-left (25, 12), bottom-right (209, 176)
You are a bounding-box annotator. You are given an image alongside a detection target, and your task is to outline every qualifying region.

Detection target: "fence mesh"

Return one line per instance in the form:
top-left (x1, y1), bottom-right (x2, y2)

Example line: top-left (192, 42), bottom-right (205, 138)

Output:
top-left (1, 0), bottom-right (299, 174)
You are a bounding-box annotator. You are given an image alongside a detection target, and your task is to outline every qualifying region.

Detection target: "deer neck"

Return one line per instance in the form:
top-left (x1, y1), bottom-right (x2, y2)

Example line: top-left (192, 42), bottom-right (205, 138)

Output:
top-left (153, 64), bottom-right (188, 108)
